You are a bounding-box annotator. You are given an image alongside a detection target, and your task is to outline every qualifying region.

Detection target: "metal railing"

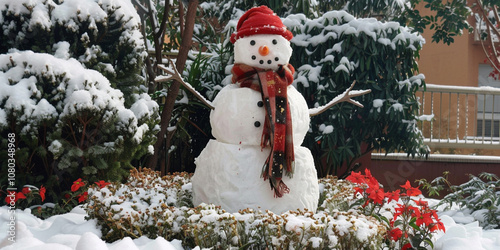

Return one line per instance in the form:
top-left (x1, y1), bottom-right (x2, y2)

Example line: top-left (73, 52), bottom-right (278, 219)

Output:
top-left (418, 84), bottom-right (500, 149)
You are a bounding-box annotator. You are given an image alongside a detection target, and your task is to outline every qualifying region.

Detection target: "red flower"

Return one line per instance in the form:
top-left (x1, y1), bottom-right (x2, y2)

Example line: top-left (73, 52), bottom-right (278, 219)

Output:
top-left (400, 180), bottom-right (422, 197)
top-left (393, 204), bottom-right (421, 220)
top-left (414, 198), bottom-right (428, 207)
top-left (367, 186), bottom-right (385, 205)
top-left (346, 171), bottom-right (366, 185)
top-left (416, 212), bottom-right (434, 227)
top-left (94, 180), bottom-right (111, 189)
top-left (389, 228), bottom-right (403, 241)
top-left (430, 221), bottom-right (446, 233)
top-left (4, 191), bottom-right (26, 204)
top-left (393, 203), bottom-right (406, 218)
top-left (21, 187), bottom-right (31, 194)
top-left (364, 168), bottom-right (373, 178)
top-left (402, 243), bottom-right (413, 250)
top-left (4, 191), bottom-right (14, 204)
top-left (77, 192), bottom-right (88, 203)
top-left (385, 190), bottom-right (400, 203)
top-left (16, 192), bottom-right (26, 201)
top-left (39, 185), bottom-right (46, 202)
top-left (408, 205), bottom-right (421, 218)
top-left (364, 169), bottom-right (380, 188)
top-left (71, 178), bottom-right (85, 192)
top-left (430, 209), bottom-right (439, 220)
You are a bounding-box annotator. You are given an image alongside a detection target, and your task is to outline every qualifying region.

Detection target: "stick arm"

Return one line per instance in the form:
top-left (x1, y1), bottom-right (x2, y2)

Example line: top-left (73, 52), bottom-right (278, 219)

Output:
top-left (156, 58), bottom-right (215, 109)
top-left (309, 80), bottom-right (371, 117)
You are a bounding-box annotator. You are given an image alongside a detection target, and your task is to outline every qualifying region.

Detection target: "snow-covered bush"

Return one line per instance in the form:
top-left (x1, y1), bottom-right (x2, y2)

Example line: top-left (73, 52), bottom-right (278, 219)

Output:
top-left (0, 0), bottom-right (158, 203)
top-left (284, 11), bottom-right (429, 175)
top-left (86, 168), bottom-right (386, 248)
top-left (0, 0), bottom-right (146, 92)
top-left (420, 172), bottom-right (500, 230)
top-left (318, 176), bottom-right (358, 212)
top-left (0, 50), bottom-right (158, 192)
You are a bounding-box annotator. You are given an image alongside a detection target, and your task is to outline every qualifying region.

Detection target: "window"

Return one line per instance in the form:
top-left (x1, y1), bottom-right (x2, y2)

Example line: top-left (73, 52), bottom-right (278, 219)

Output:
top-left (477, 64), bottom-right (500, 138)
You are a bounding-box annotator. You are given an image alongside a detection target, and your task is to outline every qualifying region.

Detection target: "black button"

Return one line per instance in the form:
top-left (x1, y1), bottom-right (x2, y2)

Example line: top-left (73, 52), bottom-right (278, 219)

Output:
top-left (257, 101), bottom-right (263, 107)
top-left (254, 121), bottom-right (261, 127)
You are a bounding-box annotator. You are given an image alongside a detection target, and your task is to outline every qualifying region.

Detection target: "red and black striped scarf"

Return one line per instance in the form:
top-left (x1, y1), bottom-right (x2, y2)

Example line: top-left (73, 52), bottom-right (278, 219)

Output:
top-left (231, 63), bottom-right (295, 198)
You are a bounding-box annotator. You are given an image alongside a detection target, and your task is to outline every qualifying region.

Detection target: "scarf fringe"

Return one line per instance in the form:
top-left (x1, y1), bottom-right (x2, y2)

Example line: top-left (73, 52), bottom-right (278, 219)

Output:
top-left (269, 177), bottom-right (290, 198)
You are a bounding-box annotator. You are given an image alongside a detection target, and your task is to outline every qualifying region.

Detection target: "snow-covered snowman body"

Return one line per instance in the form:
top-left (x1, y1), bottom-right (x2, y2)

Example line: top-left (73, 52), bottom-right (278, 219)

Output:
top-left (192, 30), bottom-right (320, 214)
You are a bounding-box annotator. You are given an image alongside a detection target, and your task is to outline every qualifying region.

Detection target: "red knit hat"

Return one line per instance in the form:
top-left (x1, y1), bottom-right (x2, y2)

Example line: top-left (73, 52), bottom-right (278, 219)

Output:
top-left (230, 6), bottom-right (293, 44)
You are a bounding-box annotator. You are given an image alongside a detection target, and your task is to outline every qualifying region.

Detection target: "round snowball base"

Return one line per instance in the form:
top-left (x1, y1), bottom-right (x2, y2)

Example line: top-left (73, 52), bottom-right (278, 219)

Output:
top-left (192, 139), bottom-right (319, 214)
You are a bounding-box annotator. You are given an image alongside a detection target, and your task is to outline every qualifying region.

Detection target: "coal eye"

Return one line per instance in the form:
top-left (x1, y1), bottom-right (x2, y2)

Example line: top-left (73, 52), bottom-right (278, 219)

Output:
top-left (272, 39), bottom-right (277, 45)
top-left (274, 57), bottom-right (279, 61)
top-left (250, 40), bottom-right (256, 46)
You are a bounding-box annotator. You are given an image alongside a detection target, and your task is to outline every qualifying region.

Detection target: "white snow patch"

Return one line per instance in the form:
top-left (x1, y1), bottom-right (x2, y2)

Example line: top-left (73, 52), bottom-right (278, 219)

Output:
top-left (418, 114), bottom-right (434, 121)
top-left (53, 41), bottom-right (71, 60)
top-left (48, 140), bottom-right (63, 155)
top-left (0, 109), bottom-right (6, 127)
top-left (372, 99), bottom-right (385, 112)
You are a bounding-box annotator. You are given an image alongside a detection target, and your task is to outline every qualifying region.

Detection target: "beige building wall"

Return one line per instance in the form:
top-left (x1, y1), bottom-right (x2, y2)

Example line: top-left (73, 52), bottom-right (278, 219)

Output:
top-left (415, 4), bottom-right (488, 150)
top-left (417, 7), bottom-right (484, 87)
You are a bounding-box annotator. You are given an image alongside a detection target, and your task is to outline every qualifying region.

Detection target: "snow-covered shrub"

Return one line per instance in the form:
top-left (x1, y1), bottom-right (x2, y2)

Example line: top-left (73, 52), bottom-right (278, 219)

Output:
top-left (86, 168), bottom-right (192, 241)
top-left (318, 176), bottom-right (358, 212)
top-left (0, 0), bottom-right (146, 93)
top-left (0, 0), bottom-right (157, 203)
top-left (421, 172), bottom-right (500, 230)
top-left (0, 50), bottom-right (158, 193)
top-left (86, 168), bottom-right (386, 248)
top-left (282, 10), bottom-right (429, 175)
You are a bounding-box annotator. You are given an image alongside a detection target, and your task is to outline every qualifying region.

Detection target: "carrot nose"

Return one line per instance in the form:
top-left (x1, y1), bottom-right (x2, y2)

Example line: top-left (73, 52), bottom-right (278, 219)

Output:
top-left (258, 45), bottom-right (270, 56)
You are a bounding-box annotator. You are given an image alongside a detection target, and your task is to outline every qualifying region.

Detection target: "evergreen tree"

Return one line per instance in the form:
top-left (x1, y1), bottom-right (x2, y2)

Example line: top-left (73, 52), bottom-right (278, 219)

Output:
top-left (0, 0), bottom-right (159, 202)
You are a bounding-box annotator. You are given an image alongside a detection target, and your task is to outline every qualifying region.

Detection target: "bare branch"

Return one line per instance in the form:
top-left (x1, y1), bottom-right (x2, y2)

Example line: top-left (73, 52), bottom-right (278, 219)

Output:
top-left (156, 0), bottom-right (170, 40)
top-left (131, 0), bottom-right (148, 15)
top-left (157, 59), bottom-right (214, 109)
top-left (476, 0), bottom-right (500, 41)
top-left (481, 24), bottom-right (500, 74)
top-left (309, 80), bottom-right (371, 117)
top-left (493, 4), bottom-right (500, 24)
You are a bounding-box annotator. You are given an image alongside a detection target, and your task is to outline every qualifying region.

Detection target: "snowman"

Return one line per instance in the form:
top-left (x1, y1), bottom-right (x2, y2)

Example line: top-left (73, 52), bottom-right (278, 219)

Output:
top-left (158, 6), bottom-right (369, 214)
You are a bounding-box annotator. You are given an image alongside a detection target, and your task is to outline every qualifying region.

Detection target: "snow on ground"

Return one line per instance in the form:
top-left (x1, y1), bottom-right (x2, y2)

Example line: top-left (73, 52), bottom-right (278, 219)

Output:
top-left (426, 199), bottom-right (500, 250)
top-left (0, 206), bottom-right (185, 250)
top-left (0, 201), bottom-right (499, 250)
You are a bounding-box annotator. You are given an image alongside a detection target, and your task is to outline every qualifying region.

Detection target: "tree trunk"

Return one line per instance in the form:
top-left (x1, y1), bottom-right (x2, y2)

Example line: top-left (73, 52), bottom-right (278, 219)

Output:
top-left (147, 0), bottom-right (199, 172)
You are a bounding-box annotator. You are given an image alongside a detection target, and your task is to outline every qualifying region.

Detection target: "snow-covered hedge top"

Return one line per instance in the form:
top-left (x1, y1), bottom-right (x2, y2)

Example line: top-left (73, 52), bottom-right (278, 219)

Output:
top-left (0, 0), bottom-right (141, 33)
top-left (86, 168), bottom-right (386, 248)
top-left (0, 0), bottom-right (145, 80)
top-left (0, 49), bottom-right (156, 135)
top-left (284, 10), bottom-right (424, 47)
top-left (0, 49), bottom-right (159, 175)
